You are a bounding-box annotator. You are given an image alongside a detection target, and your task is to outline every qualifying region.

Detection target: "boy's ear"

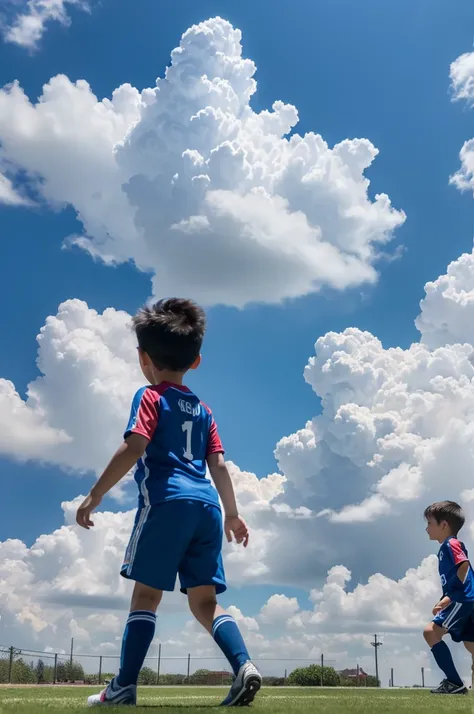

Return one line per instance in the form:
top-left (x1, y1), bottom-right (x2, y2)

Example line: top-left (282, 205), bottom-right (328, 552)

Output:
top-left (138, 347), bottom-right (150, 365)
top-left (190, 354), bottom-right (202, 370)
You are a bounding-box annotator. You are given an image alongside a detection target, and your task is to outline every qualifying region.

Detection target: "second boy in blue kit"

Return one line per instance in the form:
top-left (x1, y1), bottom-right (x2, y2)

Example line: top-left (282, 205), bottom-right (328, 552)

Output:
top-left (76, 298), bottom-right (262, 707)
top-left (424, 501), bottom-right (474, 695)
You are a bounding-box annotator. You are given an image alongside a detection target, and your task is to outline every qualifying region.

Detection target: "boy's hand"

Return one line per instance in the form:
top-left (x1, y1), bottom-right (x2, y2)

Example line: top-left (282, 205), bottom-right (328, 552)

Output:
top-left (432, 596), bottom-right (451, 615)
top-left (76, 493), bottom-right (102, 529)
top-left (225, 515), bottom-right (249, 548)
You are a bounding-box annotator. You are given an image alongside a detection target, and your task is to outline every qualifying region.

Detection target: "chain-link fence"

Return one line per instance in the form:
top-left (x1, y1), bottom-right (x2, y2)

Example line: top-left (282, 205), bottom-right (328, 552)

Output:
top-left (0, 645), bottom-right (361, 686)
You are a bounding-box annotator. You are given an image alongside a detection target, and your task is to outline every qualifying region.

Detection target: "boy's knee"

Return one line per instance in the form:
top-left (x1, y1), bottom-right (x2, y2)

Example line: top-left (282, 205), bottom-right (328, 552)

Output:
top-left (189, 596), bottom-right (217, 616)
top-left (424, 622), bottom-right (442, 646)
top-left (188, 590), bottom-right (217, 617)
top-left (131, 582), bottom-right (163, 612)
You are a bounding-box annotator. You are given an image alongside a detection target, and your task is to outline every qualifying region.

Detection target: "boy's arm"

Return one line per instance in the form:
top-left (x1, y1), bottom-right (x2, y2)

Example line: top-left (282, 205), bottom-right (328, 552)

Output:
top-left (433, 595), bottom-right (452, 614)
top-left (207, 452), bottom-right (249, 547)
top-left (457, 560), bottom-right (470, 583)
top-left (76, 434), bottom-right (149, 529)
top-left (448, 539), bottom-right (471, 583)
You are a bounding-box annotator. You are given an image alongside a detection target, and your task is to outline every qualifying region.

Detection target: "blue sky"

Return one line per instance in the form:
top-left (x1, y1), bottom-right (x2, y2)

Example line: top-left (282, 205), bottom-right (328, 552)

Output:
top-left (1, 0), bottom-right (474, 680)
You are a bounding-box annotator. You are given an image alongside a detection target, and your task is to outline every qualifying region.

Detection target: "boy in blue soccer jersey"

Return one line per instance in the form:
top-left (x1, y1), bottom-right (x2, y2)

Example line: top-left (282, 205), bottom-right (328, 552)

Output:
top-left (424, 501), bottom-right (474, 695)
top-left (75, 298), bottom-right (262, 707)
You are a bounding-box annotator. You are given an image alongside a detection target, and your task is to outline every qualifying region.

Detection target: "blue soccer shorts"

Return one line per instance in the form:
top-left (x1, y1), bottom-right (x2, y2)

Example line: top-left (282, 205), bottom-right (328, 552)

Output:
top-left (120, 499), bottom-right (226, 594)
top-left (433, 601), bottom-right (474, 642)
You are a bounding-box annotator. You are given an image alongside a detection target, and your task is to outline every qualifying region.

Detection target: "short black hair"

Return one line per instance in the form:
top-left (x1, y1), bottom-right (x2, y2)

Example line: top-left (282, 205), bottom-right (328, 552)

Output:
top-left (424, 501), bottom-right (465, 536)
top-left (132, 298), bottom-right (206, 372)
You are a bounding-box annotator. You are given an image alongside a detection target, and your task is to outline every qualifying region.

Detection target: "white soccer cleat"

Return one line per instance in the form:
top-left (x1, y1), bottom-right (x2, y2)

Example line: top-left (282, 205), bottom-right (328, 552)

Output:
top-left (220, 661), bottom-right (262, 707)
top-left (87, 677), bottom-right (137, 706)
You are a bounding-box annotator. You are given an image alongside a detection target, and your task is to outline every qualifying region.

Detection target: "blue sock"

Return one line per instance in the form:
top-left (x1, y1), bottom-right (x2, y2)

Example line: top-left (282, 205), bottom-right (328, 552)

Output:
top-left (212, 615), bottom-right (250, 676)
top-left (431, 642), bottom-right (463, 686)
top-left (117, 610), bottom-right (156, 687)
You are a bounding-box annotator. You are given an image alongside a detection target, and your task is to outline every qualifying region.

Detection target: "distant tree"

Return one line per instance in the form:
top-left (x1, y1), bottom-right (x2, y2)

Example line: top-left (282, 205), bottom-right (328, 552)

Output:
top-left (287, 664), bottom-right (340, 687)
top-left (158, 673), bottom-right (186, 685)
top-left (189, 669), bottom-right (210, 685)
top-left (365, 675), bottom-right (380, 688)
top-left (12, 658), bottom-right (36, 684)
top-left (0, 658), bottom-right (9, 684)
top-left (56, 660), bottom-right (85, 682)
top-left (42, 664), bottom-right (54, 683)
top-left (138, 666), bottom-right (157, 685)
top-left (262, 676), bottom-right (286, 687)
top-left (35, 659), bottom-right (45, 684)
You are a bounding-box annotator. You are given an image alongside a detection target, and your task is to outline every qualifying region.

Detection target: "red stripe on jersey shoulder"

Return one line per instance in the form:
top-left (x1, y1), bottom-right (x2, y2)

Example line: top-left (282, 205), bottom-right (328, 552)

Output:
top-left (201, 401), bottom-right (212, 415)
top-left (448, 538), bottom-right (469, 566)
top-left (200, 402), bottom-right (224, 455)
top-left (132, 387), bottom-right (161, 440)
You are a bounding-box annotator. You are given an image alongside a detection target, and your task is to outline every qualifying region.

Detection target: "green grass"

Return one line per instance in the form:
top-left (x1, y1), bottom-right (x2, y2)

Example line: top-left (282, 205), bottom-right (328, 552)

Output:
top-left (0, 686), bottom-right (473, 714)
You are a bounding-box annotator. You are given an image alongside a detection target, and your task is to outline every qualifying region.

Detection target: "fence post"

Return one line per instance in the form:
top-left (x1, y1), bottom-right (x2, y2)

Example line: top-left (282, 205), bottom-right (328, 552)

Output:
top-left (53, 653), bottom-right (58, 684)
top-left (284, 668), bottom-right (287, 682)
top-left (156, 644), bottom-right (161, 685)
top-left (356, 664), bottom-right (360, 687)
top-left (421, 667), bottom-right (425, 688)
top-left (187, 654), bottom-right (191, 684)
top-left (98, 656), bottom-right (102, 686)
top-left (8, 646), bottom-right (14, 684)
top-left (320, 654), bottom-right (324, 687)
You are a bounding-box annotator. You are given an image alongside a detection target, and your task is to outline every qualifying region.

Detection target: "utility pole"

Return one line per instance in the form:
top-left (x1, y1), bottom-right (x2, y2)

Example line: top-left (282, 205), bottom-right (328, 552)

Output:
top-left (421, 667), bottom-right (425, 688)
top-left (371, 635), bottom-right (383, 686)
top-left (156, 644), bottom-right (161, 685)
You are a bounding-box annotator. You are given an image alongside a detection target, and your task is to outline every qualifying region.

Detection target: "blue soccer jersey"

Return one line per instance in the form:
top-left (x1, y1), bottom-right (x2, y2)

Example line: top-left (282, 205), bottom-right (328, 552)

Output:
top-left (124, 381), bottom-right (224, 508)
top-left (438, 537), bottom-right (474, 603)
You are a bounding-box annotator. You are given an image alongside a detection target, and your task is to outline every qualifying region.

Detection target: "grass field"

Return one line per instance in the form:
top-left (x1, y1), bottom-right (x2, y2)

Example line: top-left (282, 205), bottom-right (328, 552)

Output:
top-left (0, 686), bottom-right (473, 714)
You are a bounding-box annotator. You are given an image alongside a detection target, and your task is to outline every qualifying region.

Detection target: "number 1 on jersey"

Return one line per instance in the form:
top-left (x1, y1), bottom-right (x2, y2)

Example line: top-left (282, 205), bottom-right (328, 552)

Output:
top-left (182, 421), bottom-right (194, 460)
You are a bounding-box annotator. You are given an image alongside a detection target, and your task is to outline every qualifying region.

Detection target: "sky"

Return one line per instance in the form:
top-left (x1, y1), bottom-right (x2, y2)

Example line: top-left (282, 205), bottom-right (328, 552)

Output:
top-left (0, 0), bottom-right (474, 688)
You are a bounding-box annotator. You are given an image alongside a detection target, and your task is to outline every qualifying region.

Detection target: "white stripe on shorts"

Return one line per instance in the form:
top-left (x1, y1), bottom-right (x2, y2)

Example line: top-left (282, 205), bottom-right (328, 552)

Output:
top-left (126, 505), bottom-right (151, 576)
top-left (444, 602), bottom-right (462, 630)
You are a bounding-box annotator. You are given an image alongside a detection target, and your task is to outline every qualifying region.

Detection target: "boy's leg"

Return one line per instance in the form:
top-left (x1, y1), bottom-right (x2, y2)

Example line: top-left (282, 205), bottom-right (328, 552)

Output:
top-left (181, 504), bottom-right (261, 706)
top-left (117, 582), bottom-right (162, 687)
top-left (464, 642), bottom-right (474, 691)
top-left (188, 585), bottom-right (250, 675)
top-left (424, 622), bottom-right (464, 688)
top-left (188, 585), bottom-right (261, 707)
top-left (88, 583), bottom-right (162, 706)
top-left (118, 501), bottom-right (201, 688)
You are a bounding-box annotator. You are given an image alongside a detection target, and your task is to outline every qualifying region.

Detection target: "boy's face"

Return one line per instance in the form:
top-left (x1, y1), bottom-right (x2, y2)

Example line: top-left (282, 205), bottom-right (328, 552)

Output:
top-left (425, 517), bottom-right (450, 543)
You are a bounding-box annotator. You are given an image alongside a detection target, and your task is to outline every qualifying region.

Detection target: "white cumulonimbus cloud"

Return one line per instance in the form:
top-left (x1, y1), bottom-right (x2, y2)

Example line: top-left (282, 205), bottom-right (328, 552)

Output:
top-left (0, 17), bottom-right (405, 307)
top-left (3, 0), bottom-right (89, 50)
top-left (450, 51), bottom-right (474, 193)
top-left (0, 172), bottom-right (31, 205)
top-left (451, 52), bottom-right (474, 105)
